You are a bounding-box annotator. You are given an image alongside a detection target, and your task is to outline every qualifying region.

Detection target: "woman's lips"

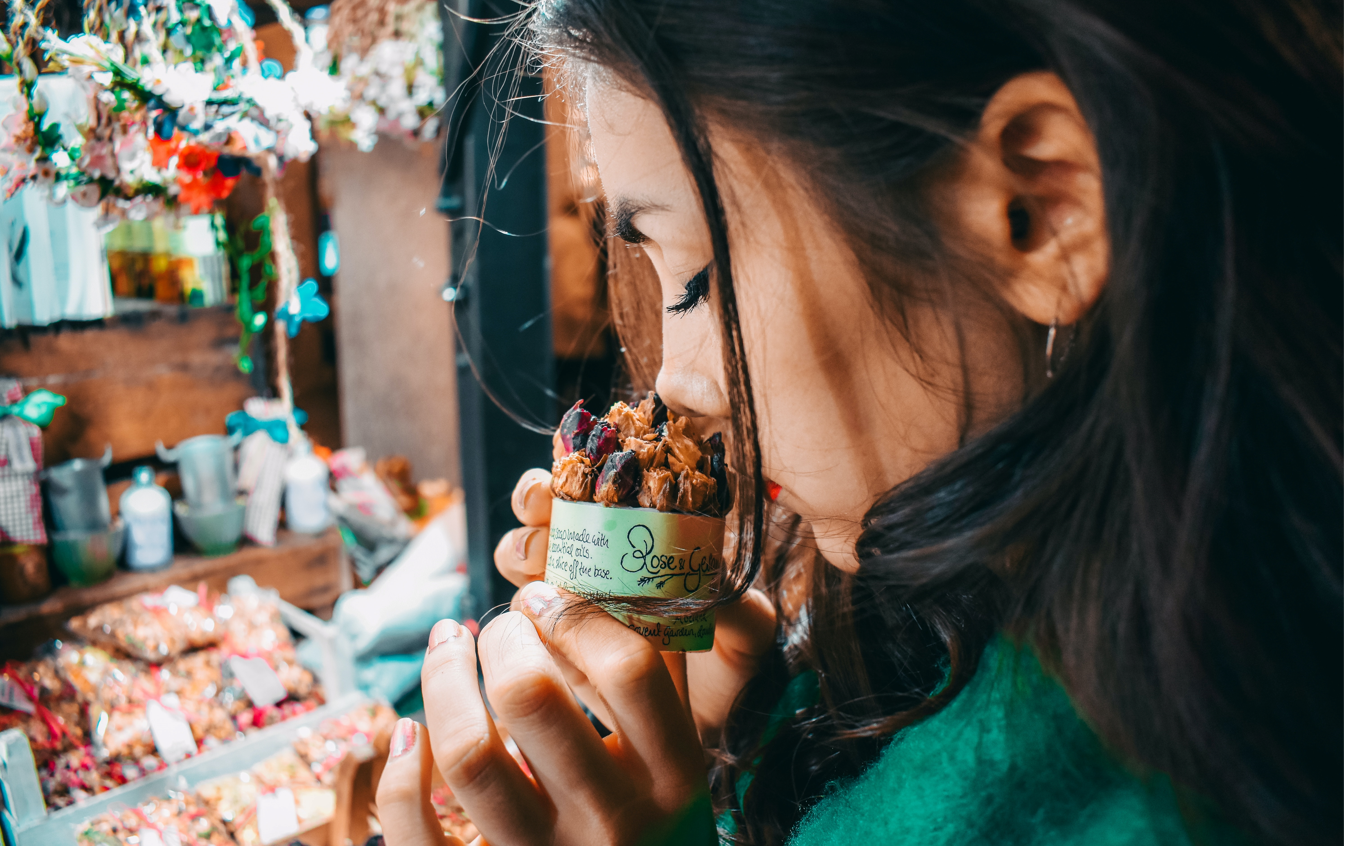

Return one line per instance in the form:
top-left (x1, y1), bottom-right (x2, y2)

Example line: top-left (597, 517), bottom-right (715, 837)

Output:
top-left (766, 480), bottom-right (782, 501)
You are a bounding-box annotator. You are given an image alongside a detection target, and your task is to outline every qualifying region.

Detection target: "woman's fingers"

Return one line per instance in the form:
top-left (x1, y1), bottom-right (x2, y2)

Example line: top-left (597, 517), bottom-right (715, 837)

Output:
top-left (477, 612), bottom-right (629, 815)
top-left (374, 718), bottom-right (467, 846)
top-left (686, 588), bottom-right (775, 738)
top-left (512, 469), bottom-right (553, 526)
top-left (514, 582), bottom-right (705, 804)
top-left (494, 527), bottom-right (549, 587)
top-left (419, 620), bottom-right (550, 846)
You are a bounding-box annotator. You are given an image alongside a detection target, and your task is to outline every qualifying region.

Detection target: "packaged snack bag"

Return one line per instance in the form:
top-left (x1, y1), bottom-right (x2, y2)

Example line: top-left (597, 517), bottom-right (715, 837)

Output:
top-left (547, 394), bottom-right (726, 651)
top-left (196, 749), bottom-right (334, 846)
top-left (69, 585), bottom-right (222, 662)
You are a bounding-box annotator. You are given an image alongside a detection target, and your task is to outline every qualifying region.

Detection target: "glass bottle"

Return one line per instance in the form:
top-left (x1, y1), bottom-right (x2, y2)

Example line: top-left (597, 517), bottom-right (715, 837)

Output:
top-left (121, 466), bottom-right (173, 570)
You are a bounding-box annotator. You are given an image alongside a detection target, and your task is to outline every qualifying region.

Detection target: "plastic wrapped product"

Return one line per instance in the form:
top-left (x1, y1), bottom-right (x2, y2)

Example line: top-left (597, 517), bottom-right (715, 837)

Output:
top-left (76, 791), bottom-right (233, 846)
top-left (69, 585), bottom-right (222, 662)
top-left (196, 749), bottom-right (333, 846)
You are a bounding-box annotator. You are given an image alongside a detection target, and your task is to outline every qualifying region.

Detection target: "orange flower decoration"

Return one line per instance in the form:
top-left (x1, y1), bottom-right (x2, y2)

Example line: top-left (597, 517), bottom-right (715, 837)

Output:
top-left (177, 144), bottom-right (219, 176)
top-left (149, 134), bottom-right (181, 169)
top-left (177, 169), bottom-right (239, 214)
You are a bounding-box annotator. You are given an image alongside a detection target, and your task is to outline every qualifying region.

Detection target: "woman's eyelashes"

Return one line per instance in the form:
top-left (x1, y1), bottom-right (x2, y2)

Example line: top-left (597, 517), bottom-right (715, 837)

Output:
top-left (667, 265), bottom-right (711, 314)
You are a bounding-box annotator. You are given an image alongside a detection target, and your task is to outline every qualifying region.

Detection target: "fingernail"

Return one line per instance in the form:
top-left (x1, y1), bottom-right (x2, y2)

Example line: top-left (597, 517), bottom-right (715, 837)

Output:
top-left (513, 527), bottom-right (541, 561)
top-left (519, 580), bottom-right (561, 617)
top-left (514, 473), bottom-right (542, 512)
top-left (389, 718), bottom-right (417, 759)
top-left (427, 618), bottom-right (461, 652)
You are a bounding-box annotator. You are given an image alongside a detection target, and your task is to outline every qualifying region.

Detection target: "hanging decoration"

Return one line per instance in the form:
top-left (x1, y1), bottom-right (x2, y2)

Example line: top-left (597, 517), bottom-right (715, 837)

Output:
top-left (274, 277), bottom-right (328, 337)
top-left (304, 0), bottom-right (443, 151)
top-left (0, 387), bottom-right (66, 427)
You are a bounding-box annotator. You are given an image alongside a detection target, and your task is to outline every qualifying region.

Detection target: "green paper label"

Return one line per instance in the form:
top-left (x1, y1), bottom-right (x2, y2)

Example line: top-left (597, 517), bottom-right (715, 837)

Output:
top-left (545, 499), bottom-right (722, 652)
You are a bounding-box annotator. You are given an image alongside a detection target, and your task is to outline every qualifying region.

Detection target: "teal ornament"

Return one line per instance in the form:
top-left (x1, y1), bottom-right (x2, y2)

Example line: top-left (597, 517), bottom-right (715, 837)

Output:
top-left (0, 388), bottom-right (67, 427)
top-left (260, 59), bottom-right (283, 79)
top-left (237, 0), bottom-right (255, 25)
top-left (226, 406), bottom-right (306, 443)
top-left (276, 279), bottom-right (330, 338)
top-left (318, 231), bottom-right (340, 276)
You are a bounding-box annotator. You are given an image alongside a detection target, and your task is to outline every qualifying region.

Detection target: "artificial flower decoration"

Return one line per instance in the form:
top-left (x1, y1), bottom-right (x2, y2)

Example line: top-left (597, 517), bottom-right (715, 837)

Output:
top-left (0, 388), bottom-right (67, 427)
top-left (0, 0), bottom-right (323, 218)
top-left (275, 278), bottom-right (330, 337)
top-left (304, 0), bottom-right (444, 151)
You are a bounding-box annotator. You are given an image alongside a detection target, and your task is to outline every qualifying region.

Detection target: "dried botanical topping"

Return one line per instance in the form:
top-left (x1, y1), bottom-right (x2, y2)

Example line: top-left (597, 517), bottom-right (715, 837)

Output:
top-left (595, 450), bottom-right (642, 506)
top-left (586, 422), bottom-right (620, 462)
top-left (623, 436), bottom-right (667, 471)
top-left (551, 451), bottom-right (595, 502)
top-left (636, 391), bottom-right (668, 428)
top-left (663, 417), bottom-right (703, 475)
top-left (703, 431), bottom-right (731, 512)
top-left (558, 401), bottom-right (596, 453)
top-left (554, 396), bottom-right (724, 515)
top-left (676, 469), bottom-right (717, 513)
top-left (638, 467), bottom-right (676, 512)
top-left (605, 402), bottom-right (650, 441)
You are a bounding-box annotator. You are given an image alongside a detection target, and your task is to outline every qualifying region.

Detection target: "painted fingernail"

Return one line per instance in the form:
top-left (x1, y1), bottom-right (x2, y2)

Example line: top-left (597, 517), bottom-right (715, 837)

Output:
top-left (514, 473), bottom-right (543, 513)
top-left (513, 527), bottom-right (541, 561)
top-left (389, 718), bottom-right (417, 759)
top-left (427, 618), bottom-right (461, 652)
top-left (519, 580), bottom-right (561, 617)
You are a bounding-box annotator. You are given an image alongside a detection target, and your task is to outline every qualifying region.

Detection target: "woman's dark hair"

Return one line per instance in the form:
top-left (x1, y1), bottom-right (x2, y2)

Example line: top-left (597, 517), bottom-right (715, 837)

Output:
top-left (524, 1), bottom-right (1342, 844)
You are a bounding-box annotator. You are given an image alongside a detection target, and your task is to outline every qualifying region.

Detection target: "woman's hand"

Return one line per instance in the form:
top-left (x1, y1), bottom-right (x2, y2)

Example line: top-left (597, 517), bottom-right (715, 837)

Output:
top-left (375, 589), bottom-right (716, 846)
top-left (493, 465), bottom-right (777, 741)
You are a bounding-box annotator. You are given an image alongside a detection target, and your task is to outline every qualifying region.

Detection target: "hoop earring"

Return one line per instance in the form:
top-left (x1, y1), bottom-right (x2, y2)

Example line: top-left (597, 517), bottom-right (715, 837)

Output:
top-left (1045, 317), bottom-right (1076, 378)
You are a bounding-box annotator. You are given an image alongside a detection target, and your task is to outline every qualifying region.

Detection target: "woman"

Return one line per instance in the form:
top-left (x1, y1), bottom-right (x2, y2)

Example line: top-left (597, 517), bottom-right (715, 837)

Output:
top-left (377, 1), bottom-right (1342, 844)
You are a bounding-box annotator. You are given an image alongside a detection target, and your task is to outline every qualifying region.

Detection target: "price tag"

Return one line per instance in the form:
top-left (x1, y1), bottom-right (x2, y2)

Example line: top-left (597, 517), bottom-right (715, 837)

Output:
top-left (144, 585), bottom-right (200, 609)
top-left (138, 828), bottom-right (164, 846)
top-left (0, 676), bottom-right (35, 714)
top-left (228, 656), bottom-right (288, 707)
top-left (146, 698), bottom-right (197, 763)
top-left (256, 788), bottom-right (300, 845)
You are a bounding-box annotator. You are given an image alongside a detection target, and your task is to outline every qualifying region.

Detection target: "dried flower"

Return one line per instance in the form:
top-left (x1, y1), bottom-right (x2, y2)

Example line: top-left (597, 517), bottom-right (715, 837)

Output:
top-left (664, 416), bottom-right (702, 475)
top-left (595, 450), bottom-right (641, 506)
top-left (585, 422), bottom-right (619, 463)
top-left (675, 469), bottom-right (717, 514)
top-left (623, 436), bottom-right (666, 471)
top-left (605, 401), bottom-right (649, 441)
top-left (638, 467), bottom-right (675, 512)
top-left (558, 400), bottom-right (595, 452)
top-left (551, 451), bottom-right (595, 502)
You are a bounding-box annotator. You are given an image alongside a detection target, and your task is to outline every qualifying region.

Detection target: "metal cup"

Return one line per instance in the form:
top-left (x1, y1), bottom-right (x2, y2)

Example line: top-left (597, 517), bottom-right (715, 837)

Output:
top-left (40, 445), bottom-right (112, 532)
top-left (156, 433), bottom-right (241, 512)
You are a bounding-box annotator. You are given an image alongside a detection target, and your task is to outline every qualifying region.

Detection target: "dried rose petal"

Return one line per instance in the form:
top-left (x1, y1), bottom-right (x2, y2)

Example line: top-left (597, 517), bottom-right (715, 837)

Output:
top-left (638, 467), bottom-right (675, 512)
top-left (595, 450), bottom-right (641, 506)
top-left (606, 402), bottom-right (650, 441)
top-left (664, 416), bottom-right (702, 475)
top-left (586, 421), bottom-right (620, 462)
top-left (559, 401), bottom-right (595, 453)
top-left (551, 452), bottom-right (595, 502)
top-left (623, 436), bottom-right (667, 470)
top-left (675, 469), bottom-right (718, 514)
top-left (635, 391), bottom-right (668, 429)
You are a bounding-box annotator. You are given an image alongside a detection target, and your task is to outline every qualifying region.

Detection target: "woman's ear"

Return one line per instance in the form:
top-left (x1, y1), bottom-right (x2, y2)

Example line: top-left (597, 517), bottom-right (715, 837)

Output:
top-left (943, 71), bottom-right (1108, 326)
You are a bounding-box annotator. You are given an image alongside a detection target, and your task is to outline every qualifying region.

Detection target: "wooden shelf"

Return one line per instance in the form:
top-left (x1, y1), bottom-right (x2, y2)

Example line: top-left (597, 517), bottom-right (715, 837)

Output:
top-left (0, 527), bottom-right (349, 660)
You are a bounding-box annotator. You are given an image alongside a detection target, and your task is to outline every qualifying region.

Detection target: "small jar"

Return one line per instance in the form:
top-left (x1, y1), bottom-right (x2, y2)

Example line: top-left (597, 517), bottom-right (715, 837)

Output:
top-left (121, 466), bottom-right (173, 570)
top-left (285, 444), bottom-right (331, 533)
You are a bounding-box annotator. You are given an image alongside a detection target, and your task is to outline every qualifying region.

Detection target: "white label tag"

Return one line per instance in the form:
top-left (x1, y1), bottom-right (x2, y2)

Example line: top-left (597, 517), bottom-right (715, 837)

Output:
top-left (164, 828), bottom-right (182, 846)
top-left (146, 698), bottom-right (197, 763)
top-left (228, 656), bottom-right (287, 707)
top-left (144, 585), bottom-right (200, 609)
top-left (138, 829), bottom-right (164, 846)
top-left (0, 677), bottom-right (35, 714)
top-left (256, 788), bottom-right (301, 844)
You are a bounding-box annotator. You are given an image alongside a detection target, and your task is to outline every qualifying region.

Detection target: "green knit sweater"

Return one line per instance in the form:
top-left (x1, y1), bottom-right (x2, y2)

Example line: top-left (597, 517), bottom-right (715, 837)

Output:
top-left (775, 636), bottom-right (1212, 845)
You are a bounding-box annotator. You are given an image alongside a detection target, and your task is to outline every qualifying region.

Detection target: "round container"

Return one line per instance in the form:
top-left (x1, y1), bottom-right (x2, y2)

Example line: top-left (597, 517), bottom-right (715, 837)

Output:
top-left (174, 499), bottom-right (245, 556)
top-left (284, 448), bottom-right (331, 533)
top-left (545, 499), bottom-right (722, 652)
top-left (121, 466), bottom-right (173, 570)
top-left (50, 521), bottom-right (125, 587)
top-left (0, 544), bottom-right (51, 603)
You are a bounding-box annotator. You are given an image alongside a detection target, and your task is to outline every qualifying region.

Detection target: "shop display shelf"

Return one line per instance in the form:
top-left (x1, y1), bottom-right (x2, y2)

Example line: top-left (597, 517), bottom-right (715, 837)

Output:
top-left (0, 529), bottom-right (349, 661)
top-left (1, 691), bottom-right (375, 846)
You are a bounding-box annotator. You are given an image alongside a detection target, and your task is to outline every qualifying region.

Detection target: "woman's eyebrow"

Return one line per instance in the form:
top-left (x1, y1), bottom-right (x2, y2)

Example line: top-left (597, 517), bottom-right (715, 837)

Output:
top-left (610, 196), bottom-right (667, 242)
